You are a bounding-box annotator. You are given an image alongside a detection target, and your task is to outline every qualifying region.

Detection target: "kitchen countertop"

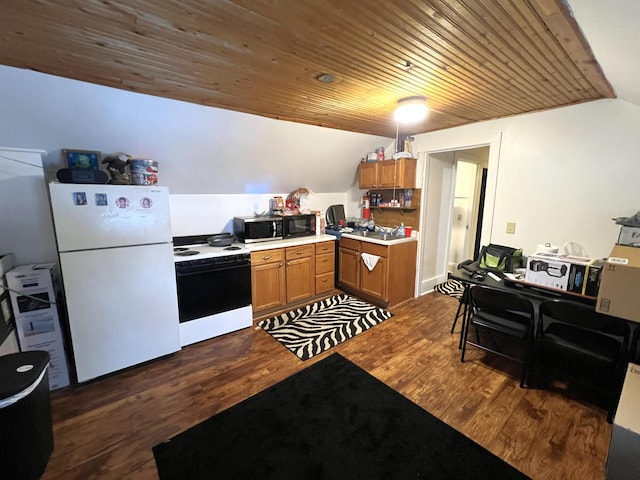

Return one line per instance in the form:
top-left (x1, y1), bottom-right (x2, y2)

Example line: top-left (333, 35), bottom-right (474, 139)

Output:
top-left (245, 234), bottom-right (336, 252)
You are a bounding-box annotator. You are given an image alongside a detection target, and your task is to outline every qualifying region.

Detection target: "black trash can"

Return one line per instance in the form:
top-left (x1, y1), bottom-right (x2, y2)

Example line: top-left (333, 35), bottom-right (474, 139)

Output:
top-left (0, 351), bottom-right (53, 480)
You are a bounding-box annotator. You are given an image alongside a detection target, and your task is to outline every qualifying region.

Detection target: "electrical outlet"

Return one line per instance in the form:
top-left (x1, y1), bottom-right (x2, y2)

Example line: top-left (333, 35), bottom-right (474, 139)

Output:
top-left (506, 222), bottom-right (516, 234)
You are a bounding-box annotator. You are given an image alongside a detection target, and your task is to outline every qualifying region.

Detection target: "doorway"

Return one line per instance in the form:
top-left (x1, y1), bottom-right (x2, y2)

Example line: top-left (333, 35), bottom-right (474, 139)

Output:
top-left (416, 139), bottom-right (499, 296)
top-left (448, 147), bottom-right (489, 270)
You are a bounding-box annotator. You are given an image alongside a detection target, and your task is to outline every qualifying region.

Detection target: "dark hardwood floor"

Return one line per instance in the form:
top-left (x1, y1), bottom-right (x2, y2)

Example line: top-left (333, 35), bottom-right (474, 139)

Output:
top-left (42, 292), bottom-right (611, 479)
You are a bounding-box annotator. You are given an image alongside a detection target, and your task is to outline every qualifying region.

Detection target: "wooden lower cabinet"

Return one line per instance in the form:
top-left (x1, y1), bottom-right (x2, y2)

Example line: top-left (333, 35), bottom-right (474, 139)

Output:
top-left (251, 248), bottom-right (286, 313)
top-left (338, 237), bottom-right (417, 308)
top-left (338, 237), bottom-right (361, 290)
top-left (359, 244), bottom-right (388, 301)
top-left (315, 241), bottom-right (335, 295)
top-left (251, 240), bottom-right (336, 317)
top-left (285, 244), bottom-right (314, 304)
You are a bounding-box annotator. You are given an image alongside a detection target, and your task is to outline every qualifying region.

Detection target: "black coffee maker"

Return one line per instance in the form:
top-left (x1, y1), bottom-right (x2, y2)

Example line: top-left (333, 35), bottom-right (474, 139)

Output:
top-left (325, 204), bottom-right (345, 229)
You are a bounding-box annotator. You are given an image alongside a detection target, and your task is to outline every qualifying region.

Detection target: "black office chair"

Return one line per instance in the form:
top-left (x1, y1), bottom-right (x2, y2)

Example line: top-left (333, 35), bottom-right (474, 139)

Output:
top-left (461, 285), bottom-right (536, 387)
top-left (533, 300), bottom-right (630, 423)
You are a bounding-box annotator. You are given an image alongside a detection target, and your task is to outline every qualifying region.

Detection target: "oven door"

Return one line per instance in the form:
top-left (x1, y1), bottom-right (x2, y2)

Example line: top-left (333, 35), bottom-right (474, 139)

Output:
top-left (175, 255), bottom-right (251, 323)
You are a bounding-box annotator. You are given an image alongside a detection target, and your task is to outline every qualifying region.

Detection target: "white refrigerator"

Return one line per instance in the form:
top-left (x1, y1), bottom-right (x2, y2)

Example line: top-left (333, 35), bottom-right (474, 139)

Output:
top-left (48, 183), bottom-right (181, 382)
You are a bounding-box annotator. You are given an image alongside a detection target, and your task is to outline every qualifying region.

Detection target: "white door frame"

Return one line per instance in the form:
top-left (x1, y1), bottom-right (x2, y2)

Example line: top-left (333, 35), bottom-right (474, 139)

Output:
top-left (415, 133), bottom-right (503, 296)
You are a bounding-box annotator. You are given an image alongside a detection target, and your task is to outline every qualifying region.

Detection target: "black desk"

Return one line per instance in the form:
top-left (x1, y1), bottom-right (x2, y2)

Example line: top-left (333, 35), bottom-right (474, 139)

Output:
top-left (449, 266), bottom-right (597, 305)
top-left (449, 266), bottom-right (640, 359)
top-left (448, 265), bottom-right (597, 347)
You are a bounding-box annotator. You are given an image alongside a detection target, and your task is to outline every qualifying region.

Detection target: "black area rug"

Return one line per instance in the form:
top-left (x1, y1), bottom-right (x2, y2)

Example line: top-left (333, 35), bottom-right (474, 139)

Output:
top-left (434, 278), bottom-right (465, 299)
top-left (153, 353), bottom-right (529, 480)
top-left (256, 294), bottom-right (393, 360)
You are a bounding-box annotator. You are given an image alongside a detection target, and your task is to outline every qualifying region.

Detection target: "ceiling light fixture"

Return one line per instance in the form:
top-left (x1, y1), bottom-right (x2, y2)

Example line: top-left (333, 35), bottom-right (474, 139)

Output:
top-left (393, 96), bottom-right (428, 123)
top-left (315, 73), bottom-right (335, 83)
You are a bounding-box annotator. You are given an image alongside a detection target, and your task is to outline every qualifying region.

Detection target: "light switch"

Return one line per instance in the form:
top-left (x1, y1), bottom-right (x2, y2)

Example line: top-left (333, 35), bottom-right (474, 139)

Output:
top-left (506, 222), bottom-right (516, 234)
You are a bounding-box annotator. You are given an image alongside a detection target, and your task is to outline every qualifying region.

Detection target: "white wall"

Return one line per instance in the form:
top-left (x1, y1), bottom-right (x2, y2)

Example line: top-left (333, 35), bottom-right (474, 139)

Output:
top-left (0, 148), bottom-right (57, 265)
top-left (3, 64), bottom-right (640, 266)
top-left (0, 65), bottom-right (395, 241)
top-left (412, 99), bottom-right (640, 260)
top-left (170, 192), bottom-right (348, 236)
top-left (0, 65), bottom-right (390, 196)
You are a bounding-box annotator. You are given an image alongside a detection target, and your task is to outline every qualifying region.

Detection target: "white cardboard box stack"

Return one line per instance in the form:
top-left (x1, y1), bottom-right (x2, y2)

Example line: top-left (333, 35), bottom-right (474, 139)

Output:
top-left (5, 263), bottom-right (70, 390)
top-left (0, 253), bottom-right (20, 355)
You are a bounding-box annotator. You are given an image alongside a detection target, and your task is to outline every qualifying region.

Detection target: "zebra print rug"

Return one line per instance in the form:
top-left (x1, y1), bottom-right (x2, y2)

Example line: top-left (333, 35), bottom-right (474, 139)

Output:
top-left (434, 279), bottom-right (465, 299)
top-left (257, 294), bottom-right (393, 360)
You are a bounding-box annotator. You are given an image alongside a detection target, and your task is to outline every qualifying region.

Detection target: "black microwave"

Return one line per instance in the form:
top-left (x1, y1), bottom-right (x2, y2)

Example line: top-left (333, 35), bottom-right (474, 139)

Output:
top-left (283, 214), bottom-right (316, 239)
top-left (233, 216), bottom-right (283, 243)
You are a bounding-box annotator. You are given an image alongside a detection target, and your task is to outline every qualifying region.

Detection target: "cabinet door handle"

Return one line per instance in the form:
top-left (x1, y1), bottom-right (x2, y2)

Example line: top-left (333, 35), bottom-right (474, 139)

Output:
top-left (278, 262), bottom-right (283, 267)
top-left (286, 261), bottom-right (291, 266)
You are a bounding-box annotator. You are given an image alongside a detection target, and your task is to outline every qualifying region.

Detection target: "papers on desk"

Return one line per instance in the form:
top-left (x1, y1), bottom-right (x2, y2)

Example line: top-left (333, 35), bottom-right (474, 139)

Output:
top-left (487, 272), bottom-right (502, 282)
top-left (504, 273), bottom-right (525, 281)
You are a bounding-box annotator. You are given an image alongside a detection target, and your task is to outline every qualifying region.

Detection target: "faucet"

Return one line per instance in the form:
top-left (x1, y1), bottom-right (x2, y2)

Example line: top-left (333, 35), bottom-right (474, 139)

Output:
top-left (391, 223), bottom-right (405, 236)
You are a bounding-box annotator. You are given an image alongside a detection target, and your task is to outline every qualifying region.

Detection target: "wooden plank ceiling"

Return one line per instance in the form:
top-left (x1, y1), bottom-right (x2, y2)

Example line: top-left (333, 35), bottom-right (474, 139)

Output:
top-left (0, 0), bottom-right (613, 137)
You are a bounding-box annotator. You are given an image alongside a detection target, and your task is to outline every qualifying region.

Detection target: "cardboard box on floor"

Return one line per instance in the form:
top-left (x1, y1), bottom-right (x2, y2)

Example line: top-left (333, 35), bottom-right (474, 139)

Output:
top-left (606, 363), bottom-right (640, 477)
top-left (596, 245), bottom-right (640, 323)
top-left (5, 263), bottom-right (70, 389)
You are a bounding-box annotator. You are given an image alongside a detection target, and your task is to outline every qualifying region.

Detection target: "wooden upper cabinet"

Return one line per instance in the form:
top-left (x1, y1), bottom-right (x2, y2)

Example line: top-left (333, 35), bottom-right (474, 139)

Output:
top-left (358, 162), bottom-right (377, 189)
top-left (358, 158), bottom-right (417, 189)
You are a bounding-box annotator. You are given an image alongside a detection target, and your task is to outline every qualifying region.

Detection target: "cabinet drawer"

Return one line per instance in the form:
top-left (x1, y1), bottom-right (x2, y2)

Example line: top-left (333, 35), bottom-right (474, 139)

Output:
top-left (285, 244), bottom-right (314, 260)
top-left (251, 248), bottom-right (283, 266)
top-left (339, 237), bottom-right (361, 252)
top-left (315, 272), bottom-right (334, 294)
top-left (315, 241), bottom-right (335, 255)
top-left (315, 252), bottom-right (334, 274)
top-left (362, 242), bottom-right (387, 257)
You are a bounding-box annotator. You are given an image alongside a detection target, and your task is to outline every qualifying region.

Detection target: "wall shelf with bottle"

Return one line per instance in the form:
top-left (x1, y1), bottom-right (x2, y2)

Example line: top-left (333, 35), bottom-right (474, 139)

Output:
top-left (372, 206), bottom-right (416, 212)
top-left (366, 189), bottom-right (421, 230)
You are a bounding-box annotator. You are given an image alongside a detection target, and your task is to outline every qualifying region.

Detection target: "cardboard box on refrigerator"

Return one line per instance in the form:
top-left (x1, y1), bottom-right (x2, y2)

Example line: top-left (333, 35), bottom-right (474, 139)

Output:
top-left (6, 263), bottom-right (70, 389)
top-left (596, 245), bottom-right (640, 322)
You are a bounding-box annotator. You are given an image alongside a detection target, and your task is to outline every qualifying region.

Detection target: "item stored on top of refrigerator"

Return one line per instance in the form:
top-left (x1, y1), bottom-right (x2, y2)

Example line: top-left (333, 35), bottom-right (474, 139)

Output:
top-left (102, 153), bottom-right (133, 185)
top-left (207, 233), bottom-right (234, 247)
top-left (56, 168), bottom-right (109, 184)
top-left (129, 159), bottom-right (158, 186)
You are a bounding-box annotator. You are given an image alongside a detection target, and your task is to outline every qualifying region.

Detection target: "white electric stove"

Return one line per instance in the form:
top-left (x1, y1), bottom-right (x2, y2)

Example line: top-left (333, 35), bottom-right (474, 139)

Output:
top-left (172, 235), bottom-right (252, 346)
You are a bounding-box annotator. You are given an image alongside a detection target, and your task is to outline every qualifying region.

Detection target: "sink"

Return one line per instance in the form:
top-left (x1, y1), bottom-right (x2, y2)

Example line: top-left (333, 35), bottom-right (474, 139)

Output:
top-left (347, 230), bottom-right (407, 242)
